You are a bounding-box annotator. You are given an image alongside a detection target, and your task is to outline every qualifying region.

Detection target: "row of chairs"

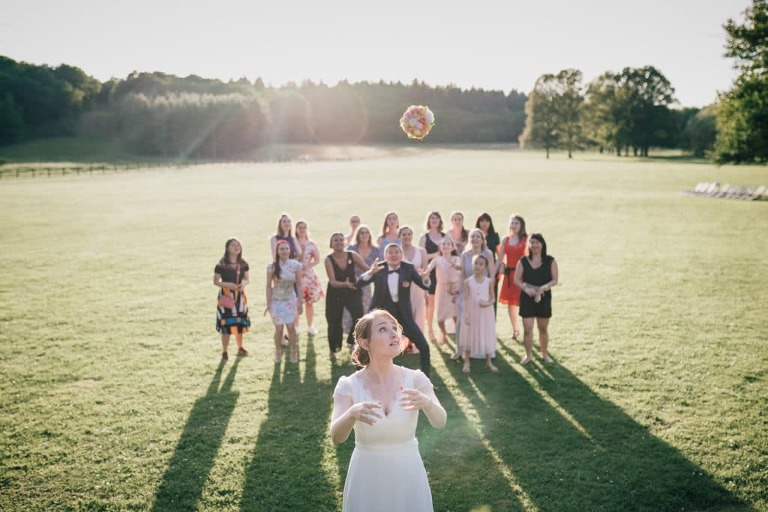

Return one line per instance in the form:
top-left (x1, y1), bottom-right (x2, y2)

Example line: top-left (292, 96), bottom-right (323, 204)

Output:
top-left (689, 182), bottom-right (767, 200)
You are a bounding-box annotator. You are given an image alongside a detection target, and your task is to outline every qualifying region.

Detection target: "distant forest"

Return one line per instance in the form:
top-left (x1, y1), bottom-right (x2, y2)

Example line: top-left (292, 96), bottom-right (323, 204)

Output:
top-left (0, 54), bottom-right (710, 159)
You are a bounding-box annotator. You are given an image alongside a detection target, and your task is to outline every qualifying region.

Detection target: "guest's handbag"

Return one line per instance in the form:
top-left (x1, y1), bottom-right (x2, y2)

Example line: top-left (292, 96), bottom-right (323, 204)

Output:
top-left (218, 264), bottom-right (240, 309)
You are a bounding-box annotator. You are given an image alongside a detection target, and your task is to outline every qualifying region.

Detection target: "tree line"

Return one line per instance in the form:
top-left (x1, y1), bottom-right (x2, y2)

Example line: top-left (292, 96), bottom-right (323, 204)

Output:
top-left (0, 2), bottom-right (764, 163)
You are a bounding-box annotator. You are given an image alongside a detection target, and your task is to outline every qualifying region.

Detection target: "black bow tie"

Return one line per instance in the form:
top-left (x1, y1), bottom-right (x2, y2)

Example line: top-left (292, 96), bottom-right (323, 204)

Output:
top-left (388, 268), bottom-right (399, 274)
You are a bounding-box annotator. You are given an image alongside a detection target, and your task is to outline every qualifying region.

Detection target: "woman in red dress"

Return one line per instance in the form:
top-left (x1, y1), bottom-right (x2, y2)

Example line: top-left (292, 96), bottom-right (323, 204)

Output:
top-left (498, 214), bottom-right (528, 340)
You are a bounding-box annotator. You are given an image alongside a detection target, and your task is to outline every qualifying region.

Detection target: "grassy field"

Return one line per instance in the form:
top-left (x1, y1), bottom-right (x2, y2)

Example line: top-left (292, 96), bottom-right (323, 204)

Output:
top-left (0, 147), bottom-right (766, 511)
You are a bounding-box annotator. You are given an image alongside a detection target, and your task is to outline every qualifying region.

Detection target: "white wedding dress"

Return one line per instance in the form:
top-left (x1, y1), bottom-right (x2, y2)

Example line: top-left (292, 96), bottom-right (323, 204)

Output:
top-left (335, 367), bottom-right (434, 512)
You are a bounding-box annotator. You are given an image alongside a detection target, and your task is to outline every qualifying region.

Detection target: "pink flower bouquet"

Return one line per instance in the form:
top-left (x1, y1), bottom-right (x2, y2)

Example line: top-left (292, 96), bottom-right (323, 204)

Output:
top-left (399, 105), bottom-right (435, 140)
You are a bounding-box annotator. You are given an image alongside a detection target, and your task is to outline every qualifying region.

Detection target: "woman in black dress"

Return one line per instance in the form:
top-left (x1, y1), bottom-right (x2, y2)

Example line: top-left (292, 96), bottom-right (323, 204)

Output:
top-left (213, 238), bottom-right (251, 361)
top-left (419, 211), bottom-right (445, 341)
top-left (324, 233), bottom-right (370, 360)
top-left (514, 233), bottom-right (558, 365)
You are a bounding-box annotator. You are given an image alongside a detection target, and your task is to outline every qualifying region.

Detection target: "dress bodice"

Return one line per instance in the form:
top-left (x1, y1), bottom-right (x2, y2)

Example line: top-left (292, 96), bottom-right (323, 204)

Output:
top-left (467, 276), bottom-right (491, 303)
top-left (268, 260), bottom-right (301, 300)
top-left (338, 369), bottom-right (419, 448)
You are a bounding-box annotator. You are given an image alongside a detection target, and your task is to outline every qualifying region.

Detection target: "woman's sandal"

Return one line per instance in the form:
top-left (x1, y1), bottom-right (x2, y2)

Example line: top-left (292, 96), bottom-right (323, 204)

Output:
top-left (462, 363), bottom-right (471, 373)
top-left (449, 353), bottom-right (462, 362)
top-left (486, 363), bottom-right (499, 373)
top-left (290, 351), bottom-right (299, 364)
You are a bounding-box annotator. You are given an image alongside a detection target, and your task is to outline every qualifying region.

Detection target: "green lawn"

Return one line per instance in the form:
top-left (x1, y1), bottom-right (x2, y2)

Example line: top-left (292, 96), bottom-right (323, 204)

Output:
top-left (0, 148), bottom-right (766, 511)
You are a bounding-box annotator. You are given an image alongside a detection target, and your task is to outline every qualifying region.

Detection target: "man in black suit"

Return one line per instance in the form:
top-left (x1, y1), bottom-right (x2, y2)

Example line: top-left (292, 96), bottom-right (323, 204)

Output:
top-left (357, 243), bottom-right (432, 376)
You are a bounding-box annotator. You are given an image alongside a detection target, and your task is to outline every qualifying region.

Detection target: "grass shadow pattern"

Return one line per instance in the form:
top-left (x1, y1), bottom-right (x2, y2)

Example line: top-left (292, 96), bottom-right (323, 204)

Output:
top-left (152, 358), bottom-right (241, 511)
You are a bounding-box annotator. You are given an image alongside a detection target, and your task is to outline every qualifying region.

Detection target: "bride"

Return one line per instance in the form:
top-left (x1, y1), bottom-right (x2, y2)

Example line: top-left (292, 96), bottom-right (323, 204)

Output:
top-left (330, 310), bottom-right (447, 511)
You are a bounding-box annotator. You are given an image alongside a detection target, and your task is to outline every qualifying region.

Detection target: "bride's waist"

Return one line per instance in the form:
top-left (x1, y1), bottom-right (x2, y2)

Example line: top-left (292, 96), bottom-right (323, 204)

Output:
top-left (354, 438), bottom-right (418, 452)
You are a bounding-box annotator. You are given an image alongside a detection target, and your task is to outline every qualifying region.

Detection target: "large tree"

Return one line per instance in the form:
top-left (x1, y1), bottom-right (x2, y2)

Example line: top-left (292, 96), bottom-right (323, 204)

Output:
top-left (714, 0), bottom-right (768, 163)
top-left (520, 74), bottom-right (560, 158)
top-left (582, 67), bottom-right (675, 156)
top-left (520, 69), bottom-right (583, 158)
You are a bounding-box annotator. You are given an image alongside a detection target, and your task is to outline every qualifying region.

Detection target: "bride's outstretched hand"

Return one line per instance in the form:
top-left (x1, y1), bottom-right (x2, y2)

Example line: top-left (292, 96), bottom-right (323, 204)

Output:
top-left (399, 386), bottom-right (433, 412)
top-left (350, 402), bottom-right (383, 426)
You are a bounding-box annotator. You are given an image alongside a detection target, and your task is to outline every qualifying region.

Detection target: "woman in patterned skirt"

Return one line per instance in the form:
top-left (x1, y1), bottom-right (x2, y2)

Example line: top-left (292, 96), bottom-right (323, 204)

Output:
top-left (214, 238), bottom-right (251, 361)
top-left (295, 220), bottom-right (324, 336)
top-left (266, 240), bottom-right (304, 364)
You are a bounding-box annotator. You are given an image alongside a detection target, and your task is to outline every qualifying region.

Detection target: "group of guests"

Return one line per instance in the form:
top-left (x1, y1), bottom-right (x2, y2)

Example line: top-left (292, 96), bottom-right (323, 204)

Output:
top-left (212, 210), bottom-right (558, 512)
top-left (213, 211), bottom-right (559, 370)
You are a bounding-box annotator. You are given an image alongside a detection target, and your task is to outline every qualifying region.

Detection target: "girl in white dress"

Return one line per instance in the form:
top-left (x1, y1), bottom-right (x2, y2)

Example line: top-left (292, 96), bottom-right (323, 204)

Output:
top-left (330, 310), bottom-right (447, 512)
top-left (459, 254), bottom-right (498, 373)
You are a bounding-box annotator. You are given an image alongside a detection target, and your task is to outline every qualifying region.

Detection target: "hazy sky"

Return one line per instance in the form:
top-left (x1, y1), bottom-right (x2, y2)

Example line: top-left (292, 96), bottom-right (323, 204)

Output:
top-left (0, 0), bottom-right (752, 107)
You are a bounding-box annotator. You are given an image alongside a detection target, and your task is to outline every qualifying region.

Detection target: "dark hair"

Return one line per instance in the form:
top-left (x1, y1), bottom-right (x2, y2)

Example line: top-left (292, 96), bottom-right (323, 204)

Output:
top-left (381, 212), bottom-right (399, 238)
top-left (276, 213), bottom-right (293, 237)
top-left (509, 214), bottom-right (528, 238)
top-left (397, 225), bottom-right (414, 239)
top-left (473, 253), bottom-right (490, 269)
top-left (528, 233), bottom-right (547, 261)
top-left (475, 212), bottom-right (497, 237)
top-left (450, 211), bottom-right (468, 242)
top-left (223, 238), bottom-right (243, 263)
top-left (329, 232), bottom-right (345, 249)
top-left (424, 211), bottom-right (444, 232)
top-left (350, 310), bottom-right (404, 367)
top-left (273, 240), bottom-right (290, 279)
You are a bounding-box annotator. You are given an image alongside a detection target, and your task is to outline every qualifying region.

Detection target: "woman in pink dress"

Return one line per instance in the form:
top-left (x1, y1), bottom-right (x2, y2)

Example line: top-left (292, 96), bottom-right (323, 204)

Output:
top-left (425, 237), bottom-right (460, 345)
top-left (498, 214), bottom-right (528, 341)
top-left (295, 220), bottom-right (324, 336)
top-left (399, 225), bottom-right (428, 353)
top-left (460, 254), bottom-right (498, 373)
top-left (419, 211), bottom-right (445, 341)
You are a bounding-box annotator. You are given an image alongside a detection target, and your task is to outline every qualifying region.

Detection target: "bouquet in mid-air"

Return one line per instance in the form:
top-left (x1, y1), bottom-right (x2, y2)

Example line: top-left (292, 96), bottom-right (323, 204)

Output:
top-left (400, 105), bottom-right (435, 140)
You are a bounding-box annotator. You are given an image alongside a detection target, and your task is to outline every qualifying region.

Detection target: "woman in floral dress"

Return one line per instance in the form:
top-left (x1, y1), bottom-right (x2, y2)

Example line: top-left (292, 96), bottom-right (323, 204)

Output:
top-left (266, 240), bottom-right (303, 364)
top-left (295, 220), bottom-right (324, 336)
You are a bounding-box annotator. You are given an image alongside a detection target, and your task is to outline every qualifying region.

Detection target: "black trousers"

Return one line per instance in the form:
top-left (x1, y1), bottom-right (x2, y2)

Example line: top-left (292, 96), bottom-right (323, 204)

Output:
top-left (325, 288), bottom-right (363, 353)
top-left (379, 295), bottom-right (431, 377)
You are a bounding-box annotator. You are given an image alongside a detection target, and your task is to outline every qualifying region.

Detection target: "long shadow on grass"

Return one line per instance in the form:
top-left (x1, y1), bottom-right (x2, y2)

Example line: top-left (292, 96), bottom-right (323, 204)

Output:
top-left (151, 358), bottom-right (240, 511)
top-left (450, 341), bottom-right (752, 511)
top-left (240, 335), bottom-right (340, 512)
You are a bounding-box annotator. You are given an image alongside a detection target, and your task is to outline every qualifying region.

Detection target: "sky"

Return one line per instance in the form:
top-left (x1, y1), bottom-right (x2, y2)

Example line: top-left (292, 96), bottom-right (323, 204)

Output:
top-left (0, 0), bottom-right (753, 108)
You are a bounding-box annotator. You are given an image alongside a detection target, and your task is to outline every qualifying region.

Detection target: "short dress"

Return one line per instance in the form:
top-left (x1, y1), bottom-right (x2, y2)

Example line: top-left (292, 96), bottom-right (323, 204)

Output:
top-left (299, 241), bottom-right (324, 303)
top-left (423, 232), bottom-right (444, 296)
top-left (215, 259), bottom-right (251, 334)
top-left (499, 236), bottom-right (528, 306)
top-left (519, 255), bottom-right (555, 319)
top-left (268, 259), bottom-right (303, 325)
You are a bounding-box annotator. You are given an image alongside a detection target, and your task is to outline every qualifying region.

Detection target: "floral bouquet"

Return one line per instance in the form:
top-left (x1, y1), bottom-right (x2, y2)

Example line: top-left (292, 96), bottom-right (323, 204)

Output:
top-left (399, 105), bottom-right (435, 140)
